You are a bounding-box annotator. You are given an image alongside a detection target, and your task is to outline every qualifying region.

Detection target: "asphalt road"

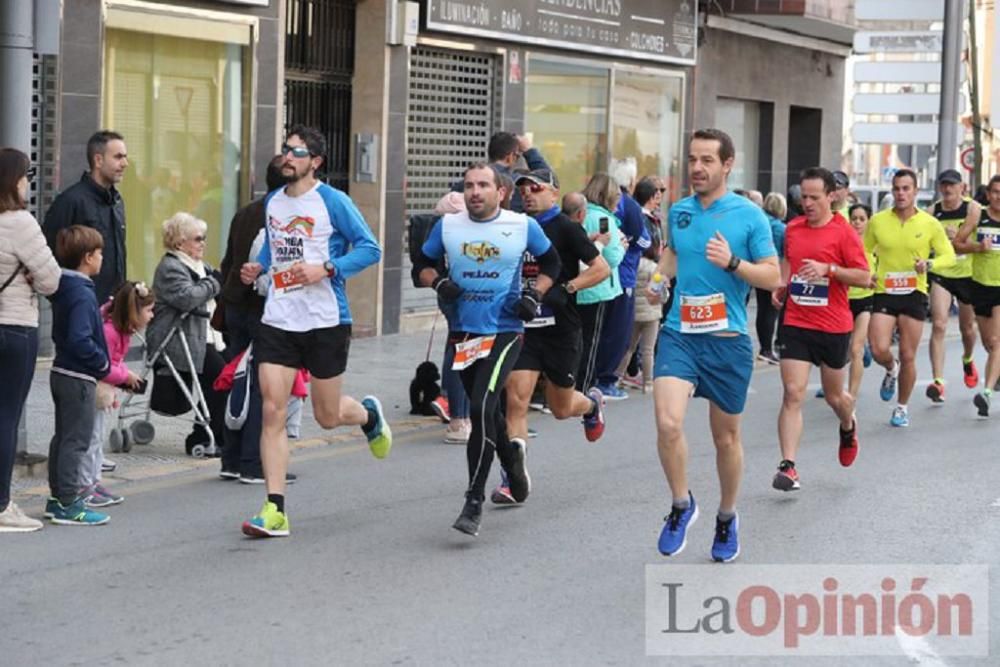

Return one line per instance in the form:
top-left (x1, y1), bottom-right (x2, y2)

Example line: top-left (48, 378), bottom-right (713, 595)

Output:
top-left (3, 336), bottom-right (998, 666)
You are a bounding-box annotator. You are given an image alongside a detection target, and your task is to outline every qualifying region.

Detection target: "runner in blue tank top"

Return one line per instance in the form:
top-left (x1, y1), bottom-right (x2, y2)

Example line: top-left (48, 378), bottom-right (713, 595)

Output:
top-left (649, 129), bottom-right (780, 563)
top-left (413, 162), bottom-right (561, 537)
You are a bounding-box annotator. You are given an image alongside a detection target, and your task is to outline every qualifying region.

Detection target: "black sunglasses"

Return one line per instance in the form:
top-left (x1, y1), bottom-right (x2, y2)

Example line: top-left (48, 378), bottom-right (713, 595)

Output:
top-left (281, 144), bottom-right (313, 159)
top-left (25, 166), bottom-right (36, 183)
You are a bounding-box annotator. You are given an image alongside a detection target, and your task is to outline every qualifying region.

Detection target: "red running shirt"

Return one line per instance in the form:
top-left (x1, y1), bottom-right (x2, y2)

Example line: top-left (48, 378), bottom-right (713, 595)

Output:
top-left (782, 213), bottom-right (870, 334)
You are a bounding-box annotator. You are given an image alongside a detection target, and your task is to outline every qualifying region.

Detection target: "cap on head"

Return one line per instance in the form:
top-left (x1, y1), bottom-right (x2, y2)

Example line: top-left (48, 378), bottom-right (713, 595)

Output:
top-left (832, 170), bottom-right (850, 189)
top-left (515, 167), bottom-right (559, 190)
top-left (937, 169), bottom-right (962, 185)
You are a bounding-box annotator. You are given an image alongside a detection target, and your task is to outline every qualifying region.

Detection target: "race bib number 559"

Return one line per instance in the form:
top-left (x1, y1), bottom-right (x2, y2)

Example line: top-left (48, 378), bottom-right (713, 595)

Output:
top-left (680, 293), bottom-right (728, 333)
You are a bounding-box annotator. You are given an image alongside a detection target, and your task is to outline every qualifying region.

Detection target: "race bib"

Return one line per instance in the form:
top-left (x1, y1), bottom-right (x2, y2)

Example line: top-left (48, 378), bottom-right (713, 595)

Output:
top-left (788, 274), bottom-right (830, 306)
top-left (977, 230), bottom-right (1000, 251)
top-left (884, 271), bottom-right (917, 295)
top-left (272, 262), bottom-right (307, 298)
top-left (680, 293), bottom-right (728, 333)
top-left (452, 335), bottom-right (496, 370)
top-left (524, 303), bottom-right (556, 328)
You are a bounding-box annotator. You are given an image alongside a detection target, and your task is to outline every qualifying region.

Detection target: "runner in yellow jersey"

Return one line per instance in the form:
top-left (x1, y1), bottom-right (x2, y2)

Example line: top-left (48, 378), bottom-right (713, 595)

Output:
top-left (846, 203), bottom-right (875, 399)
top-left (863, 169), bottom-right (955, 427)
top-left (954, 174), bottom-right (1000, 417)
top-left (926, 169), bottom-right (982, 403)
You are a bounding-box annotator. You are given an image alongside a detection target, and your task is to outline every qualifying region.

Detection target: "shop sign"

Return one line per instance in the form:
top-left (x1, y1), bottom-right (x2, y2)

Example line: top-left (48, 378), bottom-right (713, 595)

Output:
top-left (425, 0), bottom-right (697, 65)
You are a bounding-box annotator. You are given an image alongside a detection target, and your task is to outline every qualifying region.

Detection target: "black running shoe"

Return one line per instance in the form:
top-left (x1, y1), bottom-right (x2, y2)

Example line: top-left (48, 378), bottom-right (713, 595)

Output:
top-left (452, 496), bottom-right (483, 536)
top-left (505, 438), bottom-right (531, 503)
top-left (974, 392), bottom-right (991, 418)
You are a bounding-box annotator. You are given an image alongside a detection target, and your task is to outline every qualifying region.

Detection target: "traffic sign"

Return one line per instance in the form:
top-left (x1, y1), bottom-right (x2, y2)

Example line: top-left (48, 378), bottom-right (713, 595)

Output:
top-left (961, 147), bottom-right (976, 172)
top-left (855, 0), bottom-right (944, 21)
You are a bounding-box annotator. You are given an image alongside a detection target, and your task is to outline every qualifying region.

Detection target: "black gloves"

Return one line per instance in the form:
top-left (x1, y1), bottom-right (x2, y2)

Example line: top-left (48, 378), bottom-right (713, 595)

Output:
top-left (542, 283), bottom-right (569, 310)
top-left (516, 288), bottom-right (541, 322)
top-left (431, 275), bottom-right (462, 303)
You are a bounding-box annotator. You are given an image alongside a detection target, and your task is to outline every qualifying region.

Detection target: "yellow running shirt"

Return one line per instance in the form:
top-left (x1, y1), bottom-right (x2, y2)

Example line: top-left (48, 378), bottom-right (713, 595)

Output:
top-left (848, 247), bottom-right (876, 300)
top-left (863, 207), bottom-right (955, 295)
top-left (972, 208), bottom-right (1000, 287)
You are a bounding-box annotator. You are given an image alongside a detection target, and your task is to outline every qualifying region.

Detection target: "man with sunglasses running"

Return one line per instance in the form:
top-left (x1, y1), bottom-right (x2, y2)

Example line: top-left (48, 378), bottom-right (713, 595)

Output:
top-left (239, 125), bottom-right (391, 537)
top-left (490, 168), bottom-right (610, 505)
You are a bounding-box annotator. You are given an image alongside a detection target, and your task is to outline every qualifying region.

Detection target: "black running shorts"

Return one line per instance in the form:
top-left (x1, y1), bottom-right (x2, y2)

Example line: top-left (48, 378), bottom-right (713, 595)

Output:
top-left (777, 324), bottom-right (851, 369)
top-left (255, 323), bottom-right (351, 379)
top-left (849, 296), bottom-right (873, 320)
top-left (872, 292), bottom-right (928, 321)
top-left (929, 273), bottom-right (976, 306)
top-left (513, 328), bottom-right (582, 388)
top-left (971, 282), bottom-right (1000, 318)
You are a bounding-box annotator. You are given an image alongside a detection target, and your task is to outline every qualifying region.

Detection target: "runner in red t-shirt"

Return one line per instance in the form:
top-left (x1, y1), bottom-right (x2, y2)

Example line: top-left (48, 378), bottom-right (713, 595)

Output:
top-left (770, 167), bottom-right (872, 491)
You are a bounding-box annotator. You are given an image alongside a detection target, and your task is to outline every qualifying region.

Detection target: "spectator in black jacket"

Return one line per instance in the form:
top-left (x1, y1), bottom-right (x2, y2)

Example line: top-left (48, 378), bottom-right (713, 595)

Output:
top-left (217, 155), bottom-right (287, 353)
top-left (43, 131), bottom-right (128, 305)
top-left (452, 131), bottom-right (549, 213)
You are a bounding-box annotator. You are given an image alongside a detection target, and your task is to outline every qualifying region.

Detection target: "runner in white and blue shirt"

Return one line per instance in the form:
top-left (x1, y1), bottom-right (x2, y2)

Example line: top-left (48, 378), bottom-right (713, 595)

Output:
top-left (413, 163), bottom-right (561, 537)
top-left (238, 126), bottom-right (391, 539)
top-left (650, 129), bottom-right (780, 564)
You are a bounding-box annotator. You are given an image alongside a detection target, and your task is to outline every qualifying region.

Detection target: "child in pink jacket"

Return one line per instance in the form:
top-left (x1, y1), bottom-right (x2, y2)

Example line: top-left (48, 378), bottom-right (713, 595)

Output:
top-left (81, 282), bottom-right (155, 508)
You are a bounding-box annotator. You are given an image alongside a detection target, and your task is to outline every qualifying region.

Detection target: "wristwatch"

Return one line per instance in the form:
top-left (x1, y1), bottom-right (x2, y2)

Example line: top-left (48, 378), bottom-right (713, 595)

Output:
top-left (829, 264), bottom-right (839, 278)
top-left (565, 282), bottom-right (578, 295)
top-left (725, 255), bottom-right (741, 273)
top-left (323, 260), bottom-right (336, 278)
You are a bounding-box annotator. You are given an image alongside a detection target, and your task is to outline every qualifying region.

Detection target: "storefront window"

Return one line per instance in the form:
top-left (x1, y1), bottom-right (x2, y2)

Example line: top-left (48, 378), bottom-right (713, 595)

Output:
top-left (715, 98), bottom-right (760, 191)
top-left (612, 71), bottom-right (684, 202)
top-left (526, 58), bottom-right (609, 192)
top-left (104, 28), bottom-right (249, 282)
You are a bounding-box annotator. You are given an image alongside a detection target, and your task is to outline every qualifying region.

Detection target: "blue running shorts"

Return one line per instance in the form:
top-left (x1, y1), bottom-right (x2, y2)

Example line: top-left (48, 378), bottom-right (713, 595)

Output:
top-left (654, 327), bottom-right (754, 415)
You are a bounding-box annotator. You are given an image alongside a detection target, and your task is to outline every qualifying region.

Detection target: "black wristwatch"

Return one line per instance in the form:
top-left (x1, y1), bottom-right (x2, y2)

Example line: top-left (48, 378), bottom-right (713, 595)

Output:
top-left (323, 260), bottom-right (336, 278)
top-left (725, 255), bottom-right (741, 273)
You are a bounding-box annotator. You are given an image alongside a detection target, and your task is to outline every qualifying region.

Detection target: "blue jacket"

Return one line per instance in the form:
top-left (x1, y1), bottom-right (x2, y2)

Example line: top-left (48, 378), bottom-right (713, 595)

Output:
top-left (767, 214), bottom-right (786, 260)
top-left (614, 190), bottom-right (651, 289)
top-left (257, 183), bottom-right (382, 326)
top-left (50, 270), bottom-right (109, 380)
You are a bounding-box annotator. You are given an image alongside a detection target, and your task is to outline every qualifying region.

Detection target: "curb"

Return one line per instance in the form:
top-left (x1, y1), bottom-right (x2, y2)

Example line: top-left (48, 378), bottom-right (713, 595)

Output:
top-left (12, 415), bottom-right (445, 501)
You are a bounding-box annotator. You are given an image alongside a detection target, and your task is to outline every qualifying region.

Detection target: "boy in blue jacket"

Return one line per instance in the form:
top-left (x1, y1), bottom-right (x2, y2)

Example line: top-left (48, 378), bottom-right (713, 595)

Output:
top-left (46, 225), bottom-right (112, 526)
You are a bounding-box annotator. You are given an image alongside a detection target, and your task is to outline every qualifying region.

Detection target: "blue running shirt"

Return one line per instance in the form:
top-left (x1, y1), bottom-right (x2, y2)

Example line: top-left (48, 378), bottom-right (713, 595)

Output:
top-left (665, 192), bottom-right (776, 335)
top-left (422, 209), bottom-right (552, 334)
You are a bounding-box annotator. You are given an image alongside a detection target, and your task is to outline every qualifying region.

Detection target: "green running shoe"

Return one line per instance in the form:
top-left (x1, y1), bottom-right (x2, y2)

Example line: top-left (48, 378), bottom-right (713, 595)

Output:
top-left (242, 501), bottom-right (290, 538)
top-left (49, 498), bottom-right (110, 526)
top-left (361, 395), bottom-right (392, 459)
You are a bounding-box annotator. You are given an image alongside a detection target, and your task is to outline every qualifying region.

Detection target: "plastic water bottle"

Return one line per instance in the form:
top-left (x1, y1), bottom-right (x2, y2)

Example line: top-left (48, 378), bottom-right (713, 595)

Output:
top-left (650, 272), bottom-right (666, 298)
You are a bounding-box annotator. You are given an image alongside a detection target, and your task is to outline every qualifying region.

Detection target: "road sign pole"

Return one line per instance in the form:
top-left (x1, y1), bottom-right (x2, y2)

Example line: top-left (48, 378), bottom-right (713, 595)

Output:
top-left (937, 0), bottom-right (964, 171)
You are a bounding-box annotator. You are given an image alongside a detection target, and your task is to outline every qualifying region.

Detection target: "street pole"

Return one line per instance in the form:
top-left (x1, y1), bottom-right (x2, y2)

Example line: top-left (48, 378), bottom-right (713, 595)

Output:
top-left (967, 0), bottom-right (983, 189)
top-left (937, 0), bottom-right (964, 172)
top-left (0, 0), bottom-right (36, 457)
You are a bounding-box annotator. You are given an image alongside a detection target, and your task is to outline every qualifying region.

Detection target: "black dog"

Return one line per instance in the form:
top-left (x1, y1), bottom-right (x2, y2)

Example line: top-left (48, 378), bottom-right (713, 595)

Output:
top-left (409, 361), bottom-right (442, 417)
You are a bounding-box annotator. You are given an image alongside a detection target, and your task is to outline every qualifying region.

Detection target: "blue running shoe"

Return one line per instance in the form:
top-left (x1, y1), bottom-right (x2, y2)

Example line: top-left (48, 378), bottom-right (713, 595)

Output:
top-left (815, 387), bottom-right (825, 398)
top-left (598, 383), bottom-right (629, 401)
top-left (49, 498), bottom-right (109, 526)
top-left (879, 362), bottom-right (898, 402)
top-left (658, 492), bottom-right (698, 556)
top-left (43, 497), bottom-right (59, 519)
top-left (361, 395), bottom-right (392, 459)
top-left (712, 513), bottom-right (740, 563)
top-left (863, 344), bottom-right (873, 368)
top-left (889, 406), bottom-right (909, 427)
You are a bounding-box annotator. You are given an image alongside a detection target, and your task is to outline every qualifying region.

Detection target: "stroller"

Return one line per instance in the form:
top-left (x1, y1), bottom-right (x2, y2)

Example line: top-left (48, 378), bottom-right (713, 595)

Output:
top-left (111, 311), bottom-right (219, 458)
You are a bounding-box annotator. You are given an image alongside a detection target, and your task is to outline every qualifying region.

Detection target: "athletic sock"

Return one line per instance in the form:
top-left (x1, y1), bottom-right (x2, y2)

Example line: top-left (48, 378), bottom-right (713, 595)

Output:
top-left (718, 510), bottom-right (736, 522)
top-left (963, 355), bottom-right (974, 364)
top-left (897, 403), bottom-right (908, 413)
top-left (779, 459), bottom-right (796, 468)
top-left (672, 496), bottom-right (691, 510)
top-left (361, 408), bottom-right (377, 435)
top-left (268, 493), bottom-right (285, 513)
top-left (984, 388), bottom-right (993, 397)
top-left (890, 360), bottom-right (900, 377)
top-left (933, 377), bottom-right (945, 385)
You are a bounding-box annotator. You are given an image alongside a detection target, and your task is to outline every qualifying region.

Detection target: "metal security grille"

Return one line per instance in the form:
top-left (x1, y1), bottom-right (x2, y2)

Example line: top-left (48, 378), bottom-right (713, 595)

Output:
top-left (402, 46), bottom-right (501, 315)
top-left (284, 0), bottom-right (354, 192)
top-left (31, 54), bottom-right (58, 219)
